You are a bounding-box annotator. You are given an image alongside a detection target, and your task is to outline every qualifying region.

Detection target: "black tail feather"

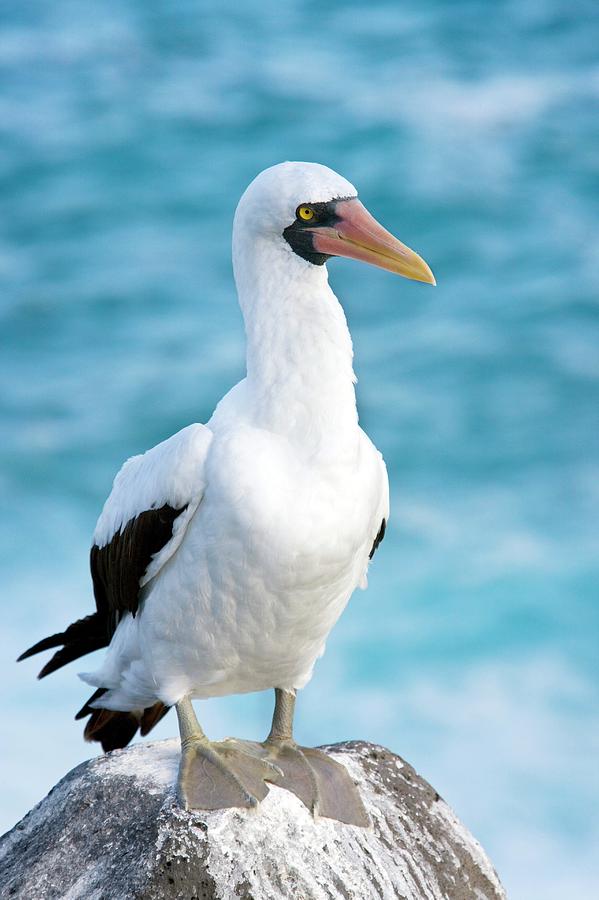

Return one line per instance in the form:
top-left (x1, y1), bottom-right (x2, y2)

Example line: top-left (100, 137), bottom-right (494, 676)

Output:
top-left (79, 692), bottom-right (170, 752)
top-left (17, 613), bottom-right (109, 679)
top-left (75, 687), bottom-right (108, 720)
top-left (84, 708), bottom-right (141, 752)
top-left (140, 701), bottom-right (170, 736)
top-left (20, 613), bottom-right (170, 753)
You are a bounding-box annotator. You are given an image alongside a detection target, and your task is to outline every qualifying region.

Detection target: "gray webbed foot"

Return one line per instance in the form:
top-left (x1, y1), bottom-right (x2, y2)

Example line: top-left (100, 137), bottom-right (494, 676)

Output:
top-left (177, 737), bottom-right (283, 811)
top-left (174, 697), bottom-right (282, 811)
top-left (258, 688), bottom-right (369, 826)
top-left (256, 739), bottom-right (370, 827)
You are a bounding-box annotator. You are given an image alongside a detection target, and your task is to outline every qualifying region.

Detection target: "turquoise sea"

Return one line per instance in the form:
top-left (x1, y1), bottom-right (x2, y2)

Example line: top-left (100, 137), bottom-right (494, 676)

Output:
top-left (1, 2), bottom-right (598, 896)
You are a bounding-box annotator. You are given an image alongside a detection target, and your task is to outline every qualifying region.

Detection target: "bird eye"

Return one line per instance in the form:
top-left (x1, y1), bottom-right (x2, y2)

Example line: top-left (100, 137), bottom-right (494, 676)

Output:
top-left (297, 205), bottom-right (315, 222)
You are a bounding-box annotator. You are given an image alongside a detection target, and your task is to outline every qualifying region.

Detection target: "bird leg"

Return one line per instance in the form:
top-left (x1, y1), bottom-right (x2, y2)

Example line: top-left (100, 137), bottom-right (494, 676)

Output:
top-left (175, 696), bottom-right (282, 811)
top-left (257, 688), bottom-right (370, 827)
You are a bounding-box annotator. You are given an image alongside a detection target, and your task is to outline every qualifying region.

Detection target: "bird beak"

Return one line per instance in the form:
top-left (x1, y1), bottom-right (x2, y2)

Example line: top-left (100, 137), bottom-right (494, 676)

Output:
top-left (310, 199), bottom-right (435, 285)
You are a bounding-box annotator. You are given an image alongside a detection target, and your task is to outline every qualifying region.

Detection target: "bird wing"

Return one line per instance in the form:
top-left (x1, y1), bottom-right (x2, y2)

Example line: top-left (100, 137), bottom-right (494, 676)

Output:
top-left (19, 423), bottom-right (212, 678)
top-left (370, 450), bottom-right (390, 559)
top-left (91, 423), bottom-right (213, 631)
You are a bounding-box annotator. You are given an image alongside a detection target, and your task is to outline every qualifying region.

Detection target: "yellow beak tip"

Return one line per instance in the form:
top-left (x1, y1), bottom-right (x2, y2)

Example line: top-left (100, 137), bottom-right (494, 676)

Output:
top-left (413, 261), bottom-right (436, 286)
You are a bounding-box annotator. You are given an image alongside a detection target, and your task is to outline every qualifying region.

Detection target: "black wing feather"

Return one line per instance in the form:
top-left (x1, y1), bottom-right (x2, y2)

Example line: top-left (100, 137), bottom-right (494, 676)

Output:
top-left (19, 498), bottom-right (188, 750)
top-left (90, 503), bottom-right (188, 628)
top-left (369, 518), bottom-right (387, 559)
top-left (19, 503), bottom-right (187, 677)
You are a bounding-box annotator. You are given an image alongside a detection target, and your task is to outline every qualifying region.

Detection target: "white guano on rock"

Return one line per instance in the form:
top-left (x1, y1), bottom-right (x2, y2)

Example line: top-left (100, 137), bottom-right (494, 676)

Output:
top-left (0, 739), bottom-right (506, 900)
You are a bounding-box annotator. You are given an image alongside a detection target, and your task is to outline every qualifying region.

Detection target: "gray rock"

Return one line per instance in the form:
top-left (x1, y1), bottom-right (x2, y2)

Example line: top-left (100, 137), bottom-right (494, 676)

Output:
top-left (0, 739), bottom-right (506, 900)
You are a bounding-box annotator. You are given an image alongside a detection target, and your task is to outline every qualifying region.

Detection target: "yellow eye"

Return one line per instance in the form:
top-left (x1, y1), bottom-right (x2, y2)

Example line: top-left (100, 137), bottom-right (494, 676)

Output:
top-left (297, 205), bottom-right (315, 221)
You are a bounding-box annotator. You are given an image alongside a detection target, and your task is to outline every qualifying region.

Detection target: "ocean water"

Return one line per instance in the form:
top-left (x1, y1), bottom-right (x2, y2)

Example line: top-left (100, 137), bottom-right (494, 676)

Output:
top-left (1, 1), bottom-right (598, 896)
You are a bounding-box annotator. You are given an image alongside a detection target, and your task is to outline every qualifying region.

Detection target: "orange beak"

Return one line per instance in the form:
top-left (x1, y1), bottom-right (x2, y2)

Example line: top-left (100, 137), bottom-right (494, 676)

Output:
top-left (310, 199), bottom-right (435, 285)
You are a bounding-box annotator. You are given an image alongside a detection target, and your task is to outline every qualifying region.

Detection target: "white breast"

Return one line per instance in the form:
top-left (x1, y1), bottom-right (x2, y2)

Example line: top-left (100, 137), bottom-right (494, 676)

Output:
top-left (136, 421), bottom-right (388, 706)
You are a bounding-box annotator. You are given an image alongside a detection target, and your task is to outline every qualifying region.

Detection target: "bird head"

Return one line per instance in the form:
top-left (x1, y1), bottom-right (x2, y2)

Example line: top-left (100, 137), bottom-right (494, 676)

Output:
top-left (233, 161), bottom-right (435, 285)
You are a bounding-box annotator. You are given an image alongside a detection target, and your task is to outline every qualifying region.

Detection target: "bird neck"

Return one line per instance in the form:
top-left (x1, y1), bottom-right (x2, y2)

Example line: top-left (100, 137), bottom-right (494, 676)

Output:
top-left (234, 238), bottom-right (359, 454)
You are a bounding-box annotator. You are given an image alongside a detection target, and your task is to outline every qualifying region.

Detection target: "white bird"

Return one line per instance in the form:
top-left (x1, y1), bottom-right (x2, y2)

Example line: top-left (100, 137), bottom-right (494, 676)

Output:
top-left (20, 162), bottom-right (434, 825)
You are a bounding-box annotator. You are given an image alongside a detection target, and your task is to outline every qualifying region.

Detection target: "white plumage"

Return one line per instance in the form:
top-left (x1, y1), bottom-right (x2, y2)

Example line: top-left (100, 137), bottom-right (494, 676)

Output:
top-left (83, 162), bottom-right (389, 711)
top-left (21, 160), bottom-right (434, 819)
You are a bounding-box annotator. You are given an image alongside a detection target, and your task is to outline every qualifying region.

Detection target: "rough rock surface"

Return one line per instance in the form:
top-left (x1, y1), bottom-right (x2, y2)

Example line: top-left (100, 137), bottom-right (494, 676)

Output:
top-left (0, 739), bottom-right (505, 900)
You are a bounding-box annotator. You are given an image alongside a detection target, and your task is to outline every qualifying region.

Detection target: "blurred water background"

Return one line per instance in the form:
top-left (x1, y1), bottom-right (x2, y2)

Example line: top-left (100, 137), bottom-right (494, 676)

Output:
top-left (1, 1), bottom-right (598, 896)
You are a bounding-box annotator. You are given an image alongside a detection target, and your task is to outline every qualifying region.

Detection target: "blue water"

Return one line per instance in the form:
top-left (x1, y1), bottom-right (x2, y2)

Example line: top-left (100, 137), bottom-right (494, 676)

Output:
top-left (1, 1), bottom-right (598, 895)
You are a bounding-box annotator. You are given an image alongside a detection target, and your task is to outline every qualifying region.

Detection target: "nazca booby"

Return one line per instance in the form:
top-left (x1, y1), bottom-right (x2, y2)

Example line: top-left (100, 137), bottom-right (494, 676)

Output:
top-left (20, 162), bottom-right (434, 825)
